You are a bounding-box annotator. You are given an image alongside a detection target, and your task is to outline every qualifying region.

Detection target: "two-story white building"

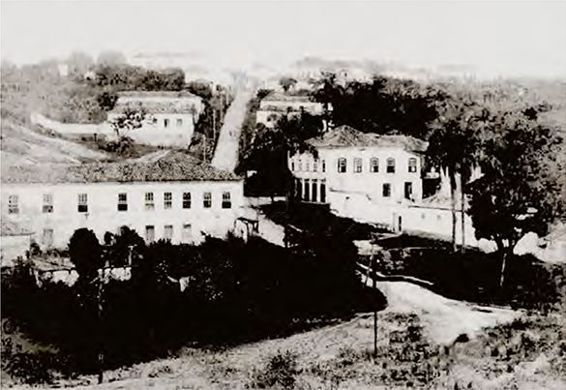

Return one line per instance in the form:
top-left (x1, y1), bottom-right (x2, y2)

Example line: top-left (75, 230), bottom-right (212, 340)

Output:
top-left (256, 91), bottom-right (324, 128)
top-left (288, 125), bottom-right (428, 228)
top-left (1, 151), bottom-right (243, 252)
top-left (106, 91), bottom-right (204, 148)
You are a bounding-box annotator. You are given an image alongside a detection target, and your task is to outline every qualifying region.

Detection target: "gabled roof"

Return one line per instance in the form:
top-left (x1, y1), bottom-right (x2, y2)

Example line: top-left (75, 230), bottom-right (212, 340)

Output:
top-left (307, 125), bottom-right (428, 152)
top-left (2, 151), bottom-right (240, 184)
top-left (110, 91), bottom-right (202, 115)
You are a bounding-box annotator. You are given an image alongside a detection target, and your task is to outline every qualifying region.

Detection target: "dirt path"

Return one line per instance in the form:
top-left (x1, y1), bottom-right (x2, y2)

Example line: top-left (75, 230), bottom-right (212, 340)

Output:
top-left (210, 82), bottom-right (256, 172)
top-left (360, 271), bottom-right (519, 344)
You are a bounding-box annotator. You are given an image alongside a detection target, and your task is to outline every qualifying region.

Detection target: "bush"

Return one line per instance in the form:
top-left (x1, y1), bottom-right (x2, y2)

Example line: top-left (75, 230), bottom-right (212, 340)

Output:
top-left (249, 351), bottom-right (299, 389)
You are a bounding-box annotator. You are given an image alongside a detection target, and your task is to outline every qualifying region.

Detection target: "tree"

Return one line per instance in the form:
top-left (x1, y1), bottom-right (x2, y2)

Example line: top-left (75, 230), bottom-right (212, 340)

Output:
top-left (69, 228), bottom-right (103, 283)
top-left (279, 77), bottom-right (297, 92)
top-left (467, 111), bottom-right (564, 287)
top-left (311, 72), bottom-right (443, 139)
top-left (109, 106), bottom-right (148, 138)
top-left (239, 113), bottom-right (324, 198)
top-left (427, 96), bottom-right (485, 251)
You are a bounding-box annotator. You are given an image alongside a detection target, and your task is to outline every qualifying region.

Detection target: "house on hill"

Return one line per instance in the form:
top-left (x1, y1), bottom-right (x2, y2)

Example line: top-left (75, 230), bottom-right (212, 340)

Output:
top-left (256, 91), bottom-right (324, 128)
top-left (1, 151), bottom-right (243, 252)
top-left (107, 91), bottom-right (204, 148)
top-left (31, 91), bottom-right (204, 149)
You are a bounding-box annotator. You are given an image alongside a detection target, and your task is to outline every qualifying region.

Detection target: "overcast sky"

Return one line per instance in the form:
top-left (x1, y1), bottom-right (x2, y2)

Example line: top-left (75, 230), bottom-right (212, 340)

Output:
top-left (2, 0), bottom-right (565, 78)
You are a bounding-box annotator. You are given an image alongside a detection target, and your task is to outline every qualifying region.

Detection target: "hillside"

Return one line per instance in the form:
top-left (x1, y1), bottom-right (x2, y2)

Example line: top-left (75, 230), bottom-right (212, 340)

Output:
top-left (0, 117), bottom-right (107, 166)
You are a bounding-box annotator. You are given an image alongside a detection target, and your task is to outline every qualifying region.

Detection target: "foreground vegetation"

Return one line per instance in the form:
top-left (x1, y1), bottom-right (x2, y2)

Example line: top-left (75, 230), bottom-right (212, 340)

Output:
top-left (1, 229), bottom-right (381, 385)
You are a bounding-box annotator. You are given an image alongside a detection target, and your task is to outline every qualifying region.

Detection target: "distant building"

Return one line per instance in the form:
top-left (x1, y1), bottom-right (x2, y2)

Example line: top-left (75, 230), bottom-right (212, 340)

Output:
top-left (1, 151), bottom-right (243, 252)
top-left (107, 91), bottom-right (204, 148)
top-left (289, 125), bottom-right (427, 208)
top-left (256, 91), bottom-right (324, 128)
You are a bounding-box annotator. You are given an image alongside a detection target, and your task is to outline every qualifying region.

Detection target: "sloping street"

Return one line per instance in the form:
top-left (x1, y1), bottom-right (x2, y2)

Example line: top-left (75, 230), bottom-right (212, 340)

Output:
top-left (210, 80), bottom-right (256, 172)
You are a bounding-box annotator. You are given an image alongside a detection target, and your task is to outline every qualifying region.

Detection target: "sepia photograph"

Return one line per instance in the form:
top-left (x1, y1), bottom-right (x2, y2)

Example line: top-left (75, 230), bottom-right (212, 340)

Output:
top-left (1, 0), bottom-right (565, 388)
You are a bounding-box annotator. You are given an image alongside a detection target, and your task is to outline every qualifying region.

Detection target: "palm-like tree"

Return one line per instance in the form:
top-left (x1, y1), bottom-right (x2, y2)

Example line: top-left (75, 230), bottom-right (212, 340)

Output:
top-left (427, 96), bottom-right (484, 251)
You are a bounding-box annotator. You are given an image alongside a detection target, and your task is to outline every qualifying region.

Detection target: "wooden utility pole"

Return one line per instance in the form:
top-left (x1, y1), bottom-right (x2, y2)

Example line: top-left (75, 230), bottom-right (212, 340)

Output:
top-left (97, 273), bottom-right (104, 384)
top-left (372, 251), bottom-right (378, 358)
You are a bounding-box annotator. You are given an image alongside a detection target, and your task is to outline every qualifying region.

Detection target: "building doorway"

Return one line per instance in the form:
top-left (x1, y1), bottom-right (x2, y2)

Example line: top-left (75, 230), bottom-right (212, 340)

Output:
top-left (404, 182), bottom-right (413, 200)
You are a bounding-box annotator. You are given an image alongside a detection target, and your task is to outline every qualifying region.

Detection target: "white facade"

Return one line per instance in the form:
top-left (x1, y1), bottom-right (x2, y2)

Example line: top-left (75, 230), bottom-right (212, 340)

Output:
top-left (107, 92), bottom-right (204, 148)
top-left (106, 112), bottom-right (198, 148)
top-left (256, 93), bottom-right (324, 128)
top-left (289, 146), bottom-right (424, 206)
top-left (1, 180), bottom-right (243, 250)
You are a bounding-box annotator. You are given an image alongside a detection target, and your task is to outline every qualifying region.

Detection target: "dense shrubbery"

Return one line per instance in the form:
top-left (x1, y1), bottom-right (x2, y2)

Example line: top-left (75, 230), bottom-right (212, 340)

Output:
top-left (1, 229), bottom-right (380, 382)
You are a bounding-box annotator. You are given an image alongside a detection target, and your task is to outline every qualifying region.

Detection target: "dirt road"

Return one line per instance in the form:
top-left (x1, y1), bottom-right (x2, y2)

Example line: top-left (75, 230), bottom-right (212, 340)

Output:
top-left (210, 82), bottom-right (256, 172)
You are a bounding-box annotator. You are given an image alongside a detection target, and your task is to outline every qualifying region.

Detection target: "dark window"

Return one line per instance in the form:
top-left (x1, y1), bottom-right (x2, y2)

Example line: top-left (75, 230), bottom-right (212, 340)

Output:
top-left (222, 192), bottom-right (232, 209)
top-left (312, 179), bottom-right (318, 202)
top-left (404, 182), bottom-right (413, 199)
top-left (322, 160), bottom-right (326, 172)
top-left (164, 192), bottom-right (172, 209)
top-left (118, 193), bottom-right (128, 211)
top-left (203, 192), bottom-right (212, 208)
top-left (145, 192), bottom-right (154, 210)
top-left (320, 179), bottom-right (326, 203)
top-left (183, 192), bottom-right (191, 209)
top-left (8, 195), bottom-right (19, 214)
top-left (304, 179), bottom-right (310, 201)
top-left (42, 193), bottom-right (53, 213)
top-left (291, 160), bottom-right (295, 171)
top-left (78, 193), bottom-right (88, 213)
top-left (164, 118), bottom-right (170, 128)
top-left (296, 179), bottom-right (302, 199)
top-left (382, 183), bottom-right (391, 197)
top-left (386, 158), bottom-right (396, 173)
top-left (370, 158), bottom-right (379, 173)
top-left (408, 157), bottom-right (418, 173)
top-left (337, 158), bottom-right (347, 173)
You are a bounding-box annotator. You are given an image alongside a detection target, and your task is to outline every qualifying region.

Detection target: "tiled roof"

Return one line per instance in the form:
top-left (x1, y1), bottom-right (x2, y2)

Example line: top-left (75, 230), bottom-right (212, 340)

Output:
top-left (2, 151), bottom-right (241, 184)
top-left (109, 91), bottom-right (202, 114)
top-left (116, 91), bottom-right (200, 98)
top-left (261, 91), bottom-right (314, 103)
top-left (1, 220), bottom-right (33, 236)
top-left (109, 101), bottom-right (199, 115)
top-left (307, 125), bottom-right (427, 152)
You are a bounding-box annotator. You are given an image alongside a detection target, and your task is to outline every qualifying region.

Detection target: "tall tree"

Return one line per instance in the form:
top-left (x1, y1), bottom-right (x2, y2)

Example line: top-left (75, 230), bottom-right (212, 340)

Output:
top-left (467, 111), bottom-right (564, 287)
top-left (427, 97), bottom-right (485, 251)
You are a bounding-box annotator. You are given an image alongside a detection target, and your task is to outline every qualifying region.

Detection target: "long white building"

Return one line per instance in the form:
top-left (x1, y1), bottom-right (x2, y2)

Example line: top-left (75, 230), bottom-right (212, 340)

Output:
top-left (1, 151), bottom-right (243, 252)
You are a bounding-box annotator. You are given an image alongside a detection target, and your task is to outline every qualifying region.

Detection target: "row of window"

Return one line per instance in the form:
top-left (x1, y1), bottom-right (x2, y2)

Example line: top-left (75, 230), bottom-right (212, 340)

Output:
top-left (162, 118), bottom-right (184, 128)
top-left (291, 159), bottom-right (327, 173)
top-left (7, 191), bottom-right (233, 215)
top-left (290, 157), bottom-right (418, 174)
top-left (38, 223), bottom-right (195, 247)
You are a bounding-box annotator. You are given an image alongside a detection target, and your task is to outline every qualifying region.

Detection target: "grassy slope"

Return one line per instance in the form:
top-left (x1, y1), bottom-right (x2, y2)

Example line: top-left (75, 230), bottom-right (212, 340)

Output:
top-left (29, 311), bottom-right (565, 389)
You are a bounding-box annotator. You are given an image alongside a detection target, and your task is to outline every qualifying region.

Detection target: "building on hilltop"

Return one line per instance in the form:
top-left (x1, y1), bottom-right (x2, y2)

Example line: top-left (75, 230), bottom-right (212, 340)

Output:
top-left (256, 91), bottom-right (324, 128)
top-left (1, 151), bottom-right (243, 253)
top-left (106, 91), bottom-right (204, 148)
top-left (31, 91), bottom-right (204, 149)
